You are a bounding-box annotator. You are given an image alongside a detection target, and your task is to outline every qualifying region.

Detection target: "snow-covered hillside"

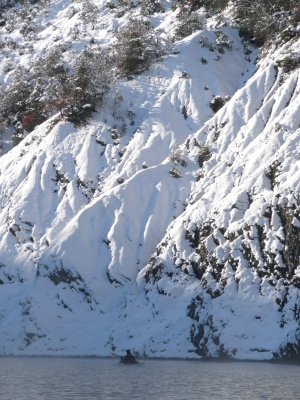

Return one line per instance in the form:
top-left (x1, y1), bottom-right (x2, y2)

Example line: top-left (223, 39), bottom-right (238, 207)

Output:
top-left (0, 0), bottom-right (299, 360)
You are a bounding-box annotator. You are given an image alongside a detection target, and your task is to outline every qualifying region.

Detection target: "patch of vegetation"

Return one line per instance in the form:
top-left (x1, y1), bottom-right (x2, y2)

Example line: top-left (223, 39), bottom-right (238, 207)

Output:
top-left (173, 6), bottom-right (204, 41)
top-left (114, 18), bottom-right (168, 76)
top-left (209, 95), bottom-right (226, 113)
top-left (141, 0), bottom-right (164, 15)
top-left (0, 45), bottom-right (113, 136)
top-left (169, 144), bottom-right (187, 178)
top-left (233, 0), bottom-right (300, 46)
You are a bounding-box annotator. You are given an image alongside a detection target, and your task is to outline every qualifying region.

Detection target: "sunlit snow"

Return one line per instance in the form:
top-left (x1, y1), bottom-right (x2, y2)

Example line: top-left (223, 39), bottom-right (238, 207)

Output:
top-left (0, 0), bottom-right (299, 360)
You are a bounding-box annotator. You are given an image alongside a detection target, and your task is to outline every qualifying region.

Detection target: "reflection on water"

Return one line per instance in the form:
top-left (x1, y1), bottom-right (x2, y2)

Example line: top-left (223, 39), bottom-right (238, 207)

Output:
top-left (0, 357), bottom-right (299, 400)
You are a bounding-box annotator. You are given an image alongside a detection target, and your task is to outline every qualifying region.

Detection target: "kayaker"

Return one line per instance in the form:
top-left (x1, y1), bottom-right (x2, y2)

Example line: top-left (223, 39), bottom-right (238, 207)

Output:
top-left (120, 349), bottom-right (136, 364)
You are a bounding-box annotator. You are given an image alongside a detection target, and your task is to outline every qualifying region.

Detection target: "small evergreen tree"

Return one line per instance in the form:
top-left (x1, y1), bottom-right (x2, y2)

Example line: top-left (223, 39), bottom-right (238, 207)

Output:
top-left (41, 46), bottom-right (67, 81)
top-left (5, 65), bottom-right (33, 115)
top-left (70, 46), bottom-right (113, 106)
top-left (114, 18), bottom-right (166, 76)
top-left (117, 0), bottom-right (141, 10)
top-left (209, 95), bottom-right (225, 113)
top-left (173, 0), bottom-right (227, 12)
top-left (202, 0), bottom-right (228, 13)
top-left (173, 8), bottom-right (204, 41)
top-left (169, 144), bottom-right (187, 178)
top-left (141, 0), bottom-right (164, 15)
top-left (196, 141), bottom-right (211, 167)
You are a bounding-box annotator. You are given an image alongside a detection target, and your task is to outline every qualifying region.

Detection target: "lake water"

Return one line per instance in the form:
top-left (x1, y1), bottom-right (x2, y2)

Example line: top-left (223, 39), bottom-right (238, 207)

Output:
top-left (0, 357), bottom-right (299, 399)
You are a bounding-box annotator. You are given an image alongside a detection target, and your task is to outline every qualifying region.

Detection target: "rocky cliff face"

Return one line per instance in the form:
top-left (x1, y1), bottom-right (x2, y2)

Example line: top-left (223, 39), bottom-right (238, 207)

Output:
top-left (0, 0), bottom-right (299, 360)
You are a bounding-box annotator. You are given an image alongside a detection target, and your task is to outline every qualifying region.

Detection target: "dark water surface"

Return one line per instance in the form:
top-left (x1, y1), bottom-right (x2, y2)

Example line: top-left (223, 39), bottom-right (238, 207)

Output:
top-left (0, 357), bottom-right (299, 399)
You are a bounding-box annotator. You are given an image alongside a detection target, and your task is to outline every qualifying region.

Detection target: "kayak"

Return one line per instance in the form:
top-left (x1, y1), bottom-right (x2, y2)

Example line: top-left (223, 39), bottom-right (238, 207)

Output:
top-left (119, 360), bottom-right (140, 365)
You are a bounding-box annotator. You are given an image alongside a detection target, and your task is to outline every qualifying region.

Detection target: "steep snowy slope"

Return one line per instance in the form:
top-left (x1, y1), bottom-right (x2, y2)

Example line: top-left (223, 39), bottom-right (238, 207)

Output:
top-left (0, 0), bottom-right (299, 360)
top-left (130, 39), bottom-right (300, 360)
